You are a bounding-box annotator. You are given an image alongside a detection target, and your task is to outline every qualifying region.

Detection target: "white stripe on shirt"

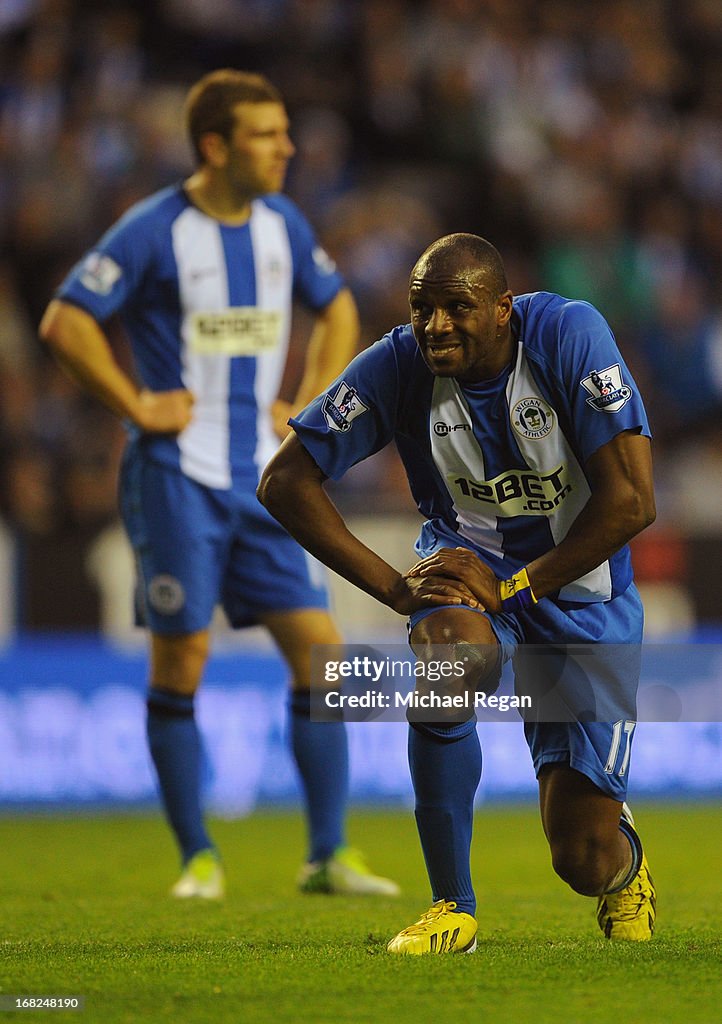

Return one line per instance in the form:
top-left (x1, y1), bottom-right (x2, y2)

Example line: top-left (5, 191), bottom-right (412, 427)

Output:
top-left (173, 207), bottom-right (232, 489)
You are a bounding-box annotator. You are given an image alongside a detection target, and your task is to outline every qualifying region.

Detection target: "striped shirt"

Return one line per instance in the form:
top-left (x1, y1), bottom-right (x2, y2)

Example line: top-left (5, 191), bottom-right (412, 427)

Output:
top-left (291, 292), bottom-right (650, 603)
top-left (57, 184), bottom-right (344, 490)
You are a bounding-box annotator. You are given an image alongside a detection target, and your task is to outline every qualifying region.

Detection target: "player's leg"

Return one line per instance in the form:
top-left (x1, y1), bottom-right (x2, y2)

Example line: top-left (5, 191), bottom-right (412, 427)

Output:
top-left (120, 449), bottom-right (224, 897)
top-left (520, 585), bottom-right (655, 939)
top-left (261, 608), bottom-right (348, 866)
top-left (146, 629), bottom-right (224, 898)
top-left (225, 495), bottom-right (397, 895)
top-left (260, 607), bottom-right (399, 896)
top-left (536, 756), bottom-right (655, 939)
top-left (538, 762), bottom-right (634, 895)
top-left (387, 606), bottom-right (501, 954)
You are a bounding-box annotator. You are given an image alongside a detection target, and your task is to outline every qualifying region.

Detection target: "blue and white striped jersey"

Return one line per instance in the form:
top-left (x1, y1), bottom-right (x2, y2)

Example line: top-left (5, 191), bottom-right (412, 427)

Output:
top-left (291, 292), bottom-right (650, 603)
top-left (57, 184), bottom-right (345, 491)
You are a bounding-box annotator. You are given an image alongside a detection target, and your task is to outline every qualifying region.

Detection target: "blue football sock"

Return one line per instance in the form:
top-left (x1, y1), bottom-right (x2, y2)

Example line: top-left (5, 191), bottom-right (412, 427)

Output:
top-left (146, 687), bottom-right (214, 864)
top-left (289, 690), bottom-right (348, 862)
top-left (408, 718), bottom-right (482, 916)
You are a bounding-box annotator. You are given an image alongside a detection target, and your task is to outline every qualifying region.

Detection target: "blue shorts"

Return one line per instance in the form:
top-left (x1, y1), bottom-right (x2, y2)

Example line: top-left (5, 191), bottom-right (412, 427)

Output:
top-left (119, 447), bottom-right (329, 634)
top-left (408, 583), bottom-right (644, 800)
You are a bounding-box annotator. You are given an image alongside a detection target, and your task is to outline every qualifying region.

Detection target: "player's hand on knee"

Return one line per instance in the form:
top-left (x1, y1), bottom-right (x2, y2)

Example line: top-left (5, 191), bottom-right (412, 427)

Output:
top-left (136, 388), bottom-right (195, 433)
top-left (407, 547), bottom-right (502, 613)
top-left (390, 571), bottom-right (480, 616)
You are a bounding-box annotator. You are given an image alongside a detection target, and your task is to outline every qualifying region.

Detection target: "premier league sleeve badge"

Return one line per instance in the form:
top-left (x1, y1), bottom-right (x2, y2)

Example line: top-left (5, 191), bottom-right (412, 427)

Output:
top-left (322, 381), bottom-right (369, 432)
top-left (580, 364), bottom-right (633, 413)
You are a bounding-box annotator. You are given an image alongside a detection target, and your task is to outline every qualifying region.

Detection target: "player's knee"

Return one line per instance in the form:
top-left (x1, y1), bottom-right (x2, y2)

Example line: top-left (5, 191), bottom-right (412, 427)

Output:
top-left (550, 837), bottom-right (615, 896)
top-left (150, 630), bottom-right (210, 694)
top-left (453, 641), bottom-right (502, 695)
top-left (411, 613), bottom-right (500, 693)
top-left (406, 645), bottom-right (500, 726)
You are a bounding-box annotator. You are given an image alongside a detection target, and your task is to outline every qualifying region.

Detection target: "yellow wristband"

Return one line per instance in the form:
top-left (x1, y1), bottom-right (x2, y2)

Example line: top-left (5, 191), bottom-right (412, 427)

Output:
top-left (499, 567), bottom-right (538, 611)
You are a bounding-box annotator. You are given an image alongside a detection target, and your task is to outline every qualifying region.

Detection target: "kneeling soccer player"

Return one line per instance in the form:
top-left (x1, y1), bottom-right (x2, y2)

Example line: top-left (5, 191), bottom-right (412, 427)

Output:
top-left (258, 232), bottom-right (657, 952)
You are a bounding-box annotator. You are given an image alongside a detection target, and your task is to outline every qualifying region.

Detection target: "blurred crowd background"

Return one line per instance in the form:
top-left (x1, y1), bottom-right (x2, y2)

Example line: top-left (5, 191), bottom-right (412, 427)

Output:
top-left (1, 0), bottom-right (722, 632)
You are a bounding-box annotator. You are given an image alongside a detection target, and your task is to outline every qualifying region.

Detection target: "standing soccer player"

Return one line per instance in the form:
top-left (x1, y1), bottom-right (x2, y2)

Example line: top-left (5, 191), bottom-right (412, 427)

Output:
top-left (259, 233), bottom-right (657, 951)
top-left (40, 69), bottom-right (398, 900)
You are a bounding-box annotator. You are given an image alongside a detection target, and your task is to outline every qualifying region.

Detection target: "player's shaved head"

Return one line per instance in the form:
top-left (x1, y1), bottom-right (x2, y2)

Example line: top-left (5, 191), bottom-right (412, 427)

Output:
top-left (411, 234), bottom-right (508, 296)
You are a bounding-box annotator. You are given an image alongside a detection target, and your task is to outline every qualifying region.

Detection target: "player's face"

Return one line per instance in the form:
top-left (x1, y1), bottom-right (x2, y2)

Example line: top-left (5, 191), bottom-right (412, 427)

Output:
top-left (409, 263), bottom-right (514, 382)
top-left (223, 101), bottom-right (295, 197)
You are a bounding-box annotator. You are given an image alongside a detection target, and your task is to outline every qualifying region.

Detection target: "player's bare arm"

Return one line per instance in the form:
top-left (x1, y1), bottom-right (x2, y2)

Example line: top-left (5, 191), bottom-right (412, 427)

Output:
top-left (525, 429), bottom-right (655, 597)
top-left (408, 430), bottom-right (655, 611)
top-left (258, 433), bottom-right (478, 614)
top-left (40, 299), bottom-right (194, 434)
top-left (272, 288), bottom-right (360, 439)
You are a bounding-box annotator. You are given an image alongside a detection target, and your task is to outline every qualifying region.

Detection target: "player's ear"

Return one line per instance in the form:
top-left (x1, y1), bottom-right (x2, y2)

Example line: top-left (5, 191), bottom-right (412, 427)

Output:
top-left (198, 131), bottom-right (229, 169)
top-left (496, 290), bottom-right (513, 328)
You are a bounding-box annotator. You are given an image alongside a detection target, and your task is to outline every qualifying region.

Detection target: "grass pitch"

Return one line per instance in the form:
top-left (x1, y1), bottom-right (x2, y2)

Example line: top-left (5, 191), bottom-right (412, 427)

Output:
top-left (0, 805), bottom-right (720, 1024)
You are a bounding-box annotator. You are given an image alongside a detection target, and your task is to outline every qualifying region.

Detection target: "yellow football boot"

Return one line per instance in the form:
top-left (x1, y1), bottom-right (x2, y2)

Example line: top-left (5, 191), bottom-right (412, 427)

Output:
top-left (597, 805), bottom-right (656, 940)
top-left (170, 849), bottom-right (225, 900)
top-left (387, 900), bottom-right (477, 955)
top-left (298, 847), bottom-right (400, 896)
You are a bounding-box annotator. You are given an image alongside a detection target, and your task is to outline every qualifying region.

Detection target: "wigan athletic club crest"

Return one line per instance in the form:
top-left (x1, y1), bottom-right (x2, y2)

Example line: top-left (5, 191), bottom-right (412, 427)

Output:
top-left (148, 574), bottom-right (185, 615)
top-left (323, 380), bottom-right (368, 432)
top-left (580, 364), bottom-right (632, 413)
top-left (511, 397), bottom-right (554, 440)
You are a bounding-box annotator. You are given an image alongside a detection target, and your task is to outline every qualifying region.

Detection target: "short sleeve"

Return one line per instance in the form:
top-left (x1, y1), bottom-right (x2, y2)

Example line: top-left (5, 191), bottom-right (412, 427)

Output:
top-left (556, 300), bottom-right (650, 463)
top-left (56, 209), bottom-right (153, 323)
top-left (290, 334), bottom-right (402, 480)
